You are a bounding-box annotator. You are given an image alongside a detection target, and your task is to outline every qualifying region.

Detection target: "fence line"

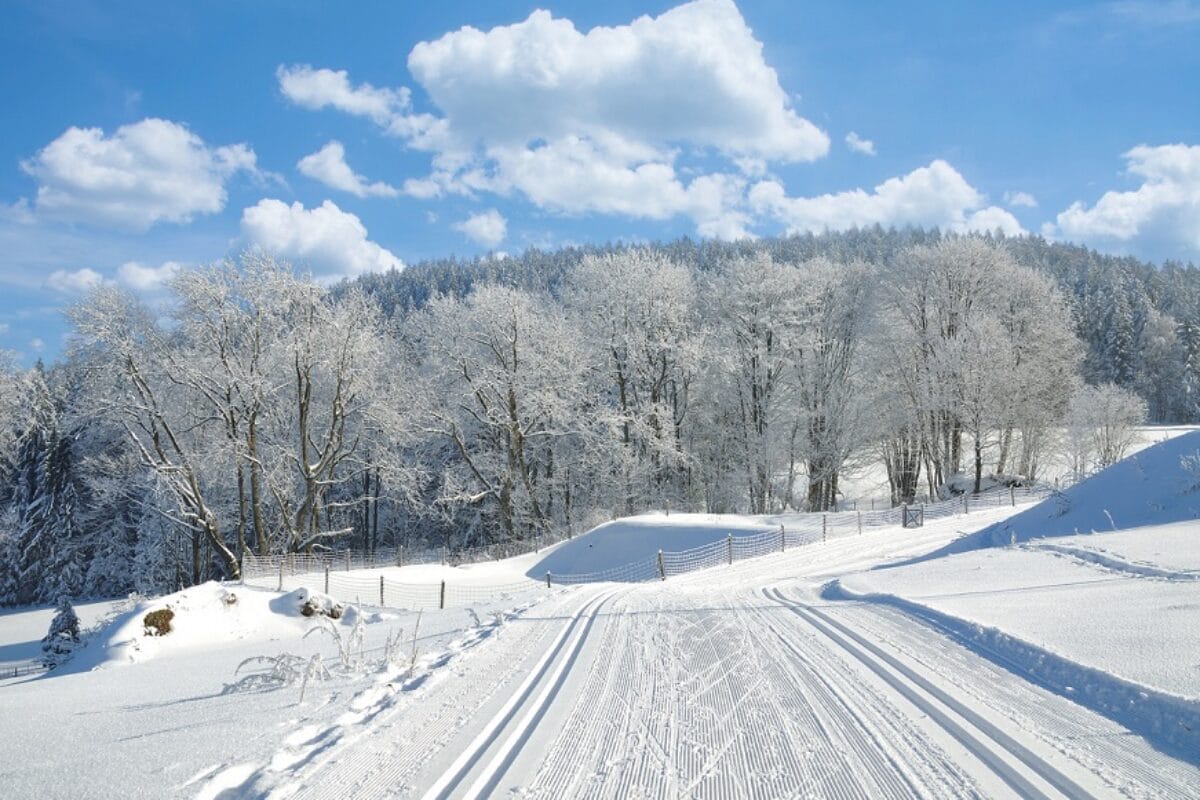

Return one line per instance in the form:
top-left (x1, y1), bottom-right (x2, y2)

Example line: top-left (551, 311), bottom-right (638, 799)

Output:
top-left (3, 661), bottom-right (47, 679)
top-left (243, 484), bottom-right (1055, 609)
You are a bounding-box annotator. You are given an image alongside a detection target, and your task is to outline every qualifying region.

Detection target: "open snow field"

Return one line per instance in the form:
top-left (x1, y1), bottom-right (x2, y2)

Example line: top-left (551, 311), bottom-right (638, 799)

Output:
top-left (4, 432), bottom-right (1200, 799)
top-left (2, 490), bottom-right (1198, 798)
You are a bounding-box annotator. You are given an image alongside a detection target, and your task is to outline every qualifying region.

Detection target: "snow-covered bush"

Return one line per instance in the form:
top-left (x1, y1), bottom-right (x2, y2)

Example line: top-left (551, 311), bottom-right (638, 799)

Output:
top-left (225, 653), bottom-right (331, 701)
top-left (1178, 450), bottom-right (1200, 494)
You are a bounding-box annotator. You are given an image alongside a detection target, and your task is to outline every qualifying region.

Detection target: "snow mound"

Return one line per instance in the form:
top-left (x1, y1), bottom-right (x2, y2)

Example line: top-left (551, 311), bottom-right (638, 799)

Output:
top-left (527, 513), bottom-right (778, 578)
top-left (55, 583), bottom-right (359, 674)
top-left (934, 431), bottom-right (1200, 556)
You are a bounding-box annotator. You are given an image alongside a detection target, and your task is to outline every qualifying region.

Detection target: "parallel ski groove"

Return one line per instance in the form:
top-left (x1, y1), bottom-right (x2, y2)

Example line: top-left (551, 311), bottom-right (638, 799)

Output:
top-left (837, 600), bottom-right (1200, 797)
top-left (766, 587), bottom-right (1093, 800)
top-left (420, 590), bottom-right (614, 800)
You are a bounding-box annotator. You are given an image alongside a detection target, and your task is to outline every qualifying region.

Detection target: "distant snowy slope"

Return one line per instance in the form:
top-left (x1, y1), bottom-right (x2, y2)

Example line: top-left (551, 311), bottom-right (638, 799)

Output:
top-left (527, 513), bottom-right (777, 578)
top-left (948, 430), bottom-right (1200, 554)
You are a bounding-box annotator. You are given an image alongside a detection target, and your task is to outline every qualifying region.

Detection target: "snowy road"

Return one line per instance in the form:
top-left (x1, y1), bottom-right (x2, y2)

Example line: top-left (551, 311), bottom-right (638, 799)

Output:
top-left (258, 518), bottom-right (1200, 799)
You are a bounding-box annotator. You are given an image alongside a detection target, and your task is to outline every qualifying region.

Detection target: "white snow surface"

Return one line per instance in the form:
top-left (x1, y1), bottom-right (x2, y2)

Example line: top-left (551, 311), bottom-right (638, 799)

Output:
top-left (838, 539), bottom-right (1200, 701)
top-left (527, 512), bottom-right (781, 576)
top-left (2, 484), bottom-right (1199, 797)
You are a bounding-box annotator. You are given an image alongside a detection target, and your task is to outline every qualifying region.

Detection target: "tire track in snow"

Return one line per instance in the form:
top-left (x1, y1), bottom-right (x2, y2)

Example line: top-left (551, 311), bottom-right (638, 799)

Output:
top-left (765, 587), bottom-right (1094, 800)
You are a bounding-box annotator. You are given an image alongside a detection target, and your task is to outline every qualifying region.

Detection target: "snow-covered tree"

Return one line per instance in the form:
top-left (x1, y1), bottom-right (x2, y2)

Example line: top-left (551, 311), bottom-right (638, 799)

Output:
top-left (785, 258), bottom-right (873, 510)
top-left (41, 596), bottom-right (80, 669)
top-left (563, 250), bottom-right (700, 512)
top-left (706, 254), bottom-right (803, 513)
top-left (1065, 383), bottom-right (1148, 475)
top-left (411, 286), bottom-right (591, 544)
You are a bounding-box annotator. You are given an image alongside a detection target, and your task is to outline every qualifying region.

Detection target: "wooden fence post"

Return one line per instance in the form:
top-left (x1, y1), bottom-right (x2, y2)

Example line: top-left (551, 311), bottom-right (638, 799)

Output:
top-left (439, 580), bottom-right (446, 609)
top-left (345, 550), bottom-right (351, 572)
top-left (324, 565), bottom-right (330, 595)
top-left (901, 503), bottom-right (908, 528)
top-left (278, 559), bottom-right (284, 591)
top-left (546, 572), bottom-right (552, 588)
top-left (726, 534), bottom-right (733, 565)
top-left (1010, 486), bottom-right (1016, 506)
top-left (657, 550), bottom-right (666, 580)
top-left (857, 511), bottom-right (862, 535)
top-left (822, 515), bottom-right (827, 542)
top-left (780, 524), bottom-right (785, 552)
top-left (379, 575), bottom-right (385, 606)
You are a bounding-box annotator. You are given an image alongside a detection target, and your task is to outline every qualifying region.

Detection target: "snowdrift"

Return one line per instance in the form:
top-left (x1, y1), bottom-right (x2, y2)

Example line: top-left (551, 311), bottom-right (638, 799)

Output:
top-left (54, 583), bottom-right (360, 674)
top-left (929, 430), bottom-right (1200, 557)
top-left (526, 513), bottom-right (778, 578)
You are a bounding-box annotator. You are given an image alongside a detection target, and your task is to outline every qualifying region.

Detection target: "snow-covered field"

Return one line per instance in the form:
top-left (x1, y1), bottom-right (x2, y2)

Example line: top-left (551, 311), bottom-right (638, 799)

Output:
top-left (2, 433), bottom-right (1199, 798)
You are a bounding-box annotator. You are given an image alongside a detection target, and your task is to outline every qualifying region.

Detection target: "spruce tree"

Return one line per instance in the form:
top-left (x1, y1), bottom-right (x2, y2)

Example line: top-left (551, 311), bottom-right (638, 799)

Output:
top-left (41, 596), bottom-right (81, 669)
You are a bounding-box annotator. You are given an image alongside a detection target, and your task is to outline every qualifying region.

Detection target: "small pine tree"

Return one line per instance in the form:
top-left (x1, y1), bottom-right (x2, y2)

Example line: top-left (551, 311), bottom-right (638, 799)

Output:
top-left (41, 597), bottom-right (81, 669)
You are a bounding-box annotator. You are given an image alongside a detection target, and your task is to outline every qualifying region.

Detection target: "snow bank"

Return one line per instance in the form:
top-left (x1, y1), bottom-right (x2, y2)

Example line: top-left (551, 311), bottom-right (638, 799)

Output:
top-left (56, 583), bottom-right (359, 674)
top-left (934, 430), bottom-right (1200, 556)
top-left (526, 512), bottom-right (779, 578)
top-left (834, 525), bottom-right (1200, 758)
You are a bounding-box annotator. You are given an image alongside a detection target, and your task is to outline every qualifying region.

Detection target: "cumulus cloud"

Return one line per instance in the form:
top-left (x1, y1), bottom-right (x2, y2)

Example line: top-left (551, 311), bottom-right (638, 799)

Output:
top-left (406, 1), bottom-right (827, 162)
top-left (277, 65), bottom-right (410, 125)
top-left (454, 209), bottom-right (507, 248)
top-left (46, 267), bottom-right (104, 293)
top-left (749, 159), bottom-right (1022, 236)
top-left (845, 132), bottom-right (876, 156)
top-left (240, 198), bottom-right (403, 277)
top-left (21, 118), bottom-right (257, 230)
top-left (1004, 190), bottom-right (1038, 208)
top-left (117, 260), bottom-right (184, 291)
top-left (278, 0), bottom-right (824, 237)
top-left (297, 141), bottom-right (398, 198)
top-left (1047, 144), bottom-right (1200, 256)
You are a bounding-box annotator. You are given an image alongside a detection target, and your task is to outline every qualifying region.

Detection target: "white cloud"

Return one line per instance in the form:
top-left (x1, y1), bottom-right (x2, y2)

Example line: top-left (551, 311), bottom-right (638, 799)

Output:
top-left (29, 338), bottom-right (44, 353)
top-left (1004, 190), bottom-right (1038, 208)
top-left (406, 1), bottom-right (827, 163)
top-left (1047, 144), bottom-right (1200, 255)
top-left (21, 118), bottom-right (257, 230)
top-left (297, 141), bottom-right (398, 198)
top-left (845, 132), bottom-right (876, 156)
top-left (454, 209), bottom-right (507, 248)
top-left (278, 0), bottom-right (825, 238)
top-left (46, 267), bottom-right (104, 293)
top-left (240, 198), bottom-right (403, 277)
top-left (117, 260), bottom-right (184, 291)
top-left (749, 159), bottom-right (1023, 236)
top-left (277, 65), bottom-right (410, 125)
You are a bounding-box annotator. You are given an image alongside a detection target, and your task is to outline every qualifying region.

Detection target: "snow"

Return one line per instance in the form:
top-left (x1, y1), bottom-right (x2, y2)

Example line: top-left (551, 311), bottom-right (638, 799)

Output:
top-left (0, 598), bottom-right (124, 676)
top-left (3, 454), bottom-right (1199, 797)
top-left (929, 429), bottom-right (1200, 555)
top-left (833, 424), bottom-right (1200, 508)
top-left (831, 438), bottom-right (1200, 760)
top-left (0, 581), bottom-right (554, 798)
top-left (526, 512), bottom-right (779, 577)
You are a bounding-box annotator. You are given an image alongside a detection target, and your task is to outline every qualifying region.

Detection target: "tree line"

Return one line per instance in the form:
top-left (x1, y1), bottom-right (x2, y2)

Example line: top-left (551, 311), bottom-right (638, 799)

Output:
top-left (0, 228), bottom-right (1175, 604)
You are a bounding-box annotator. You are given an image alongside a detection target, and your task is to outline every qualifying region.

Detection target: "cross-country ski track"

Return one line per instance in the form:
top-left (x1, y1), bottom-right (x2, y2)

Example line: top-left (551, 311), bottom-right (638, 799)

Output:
top-left (243, 511), bottom-right (1200, 800)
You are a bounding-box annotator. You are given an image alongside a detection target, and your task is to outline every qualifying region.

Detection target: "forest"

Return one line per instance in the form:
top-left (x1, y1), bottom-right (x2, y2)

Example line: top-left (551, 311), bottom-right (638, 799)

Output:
top-left (0, 227), bottom-right (1193, 605)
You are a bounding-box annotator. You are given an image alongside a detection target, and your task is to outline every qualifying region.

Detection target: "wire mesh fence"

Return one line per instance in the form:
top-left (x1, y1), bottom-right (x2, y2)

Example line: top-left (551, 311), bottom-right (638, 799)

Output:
top-left (242, 483), bottom-right (1057, 610)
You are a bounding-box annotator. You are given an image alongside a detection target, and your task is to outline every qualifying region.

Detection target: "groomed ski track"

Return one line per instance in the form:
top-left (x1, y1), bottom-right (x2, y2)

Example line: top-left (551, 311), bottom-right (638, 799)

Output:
top-left (268, 512), bottom-right (1200, 799)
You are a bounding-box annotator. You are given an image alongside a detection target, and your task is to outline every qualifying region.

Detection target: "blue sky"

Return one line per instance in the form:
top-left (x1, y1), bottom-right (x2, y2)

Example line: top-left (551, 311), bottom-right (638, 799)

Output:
top-left (2, 0), bottom-right (1198, 363)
